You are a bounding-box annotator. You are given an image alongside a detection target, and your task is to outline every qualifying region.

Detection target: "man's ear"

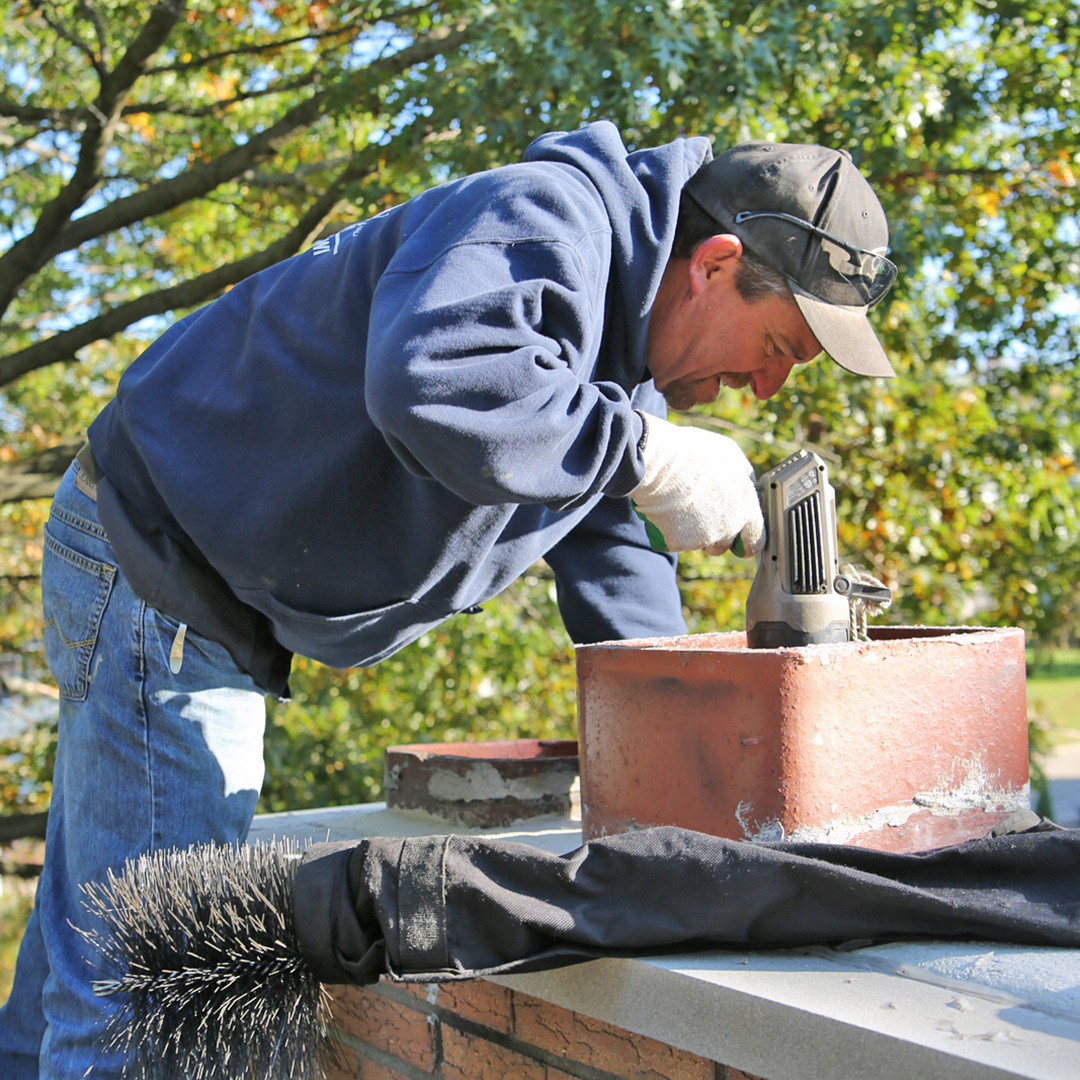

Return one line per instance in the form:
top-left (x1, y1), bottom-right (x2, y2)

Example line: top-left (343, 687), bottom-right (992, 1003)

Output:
top-left (688, 233), bottom-right (743, 295)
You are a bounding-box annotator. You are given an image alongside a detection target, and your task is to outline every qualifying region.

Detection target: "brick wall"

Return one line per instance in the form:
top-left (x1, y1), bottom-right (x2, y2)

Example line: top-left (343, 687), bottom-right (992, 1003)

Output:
top-left (324, 978), bottom-right (769, 1080)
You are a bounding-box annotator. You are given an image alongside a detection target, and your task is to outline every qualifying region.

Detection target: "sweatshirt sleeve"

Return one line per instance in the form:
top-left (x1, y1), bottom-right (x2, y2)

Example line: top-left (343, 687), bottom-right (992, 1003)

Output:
top-left (545, 493), bottom-right (686, 644)
top-left (364, 231), bottom-right (645, 511)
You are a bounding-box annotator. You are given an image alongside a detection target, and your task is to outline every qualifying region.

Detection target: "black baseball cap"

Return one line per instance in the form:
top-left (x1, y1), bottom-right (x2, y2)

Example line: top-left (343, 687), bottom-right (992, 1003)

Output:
top-left (683, 141), bottom-right (897, 377)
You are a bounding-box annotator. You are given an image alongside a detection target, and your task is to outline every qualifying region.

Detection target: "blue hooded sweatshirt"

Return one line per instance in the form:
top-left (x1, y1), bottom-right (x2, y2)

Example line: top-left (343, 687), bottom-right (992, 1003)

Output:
top-left (87, 122), bottom-right (713, 696)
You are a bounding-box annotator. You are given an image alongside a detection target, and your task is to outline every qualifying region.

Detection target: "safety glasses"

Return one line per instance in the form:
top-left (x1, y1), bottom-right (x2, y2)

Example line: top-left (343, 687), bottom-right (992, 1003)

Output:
top-left (734, 209), bottom-right (897, 308)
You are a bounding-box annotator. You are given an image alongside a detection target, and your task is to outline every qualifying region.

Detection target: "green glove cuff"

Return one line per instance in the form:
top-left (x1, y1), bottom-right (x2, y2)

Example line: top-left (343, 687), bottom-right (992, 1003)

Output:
top-left (632, 502), bottom-right (670, 553)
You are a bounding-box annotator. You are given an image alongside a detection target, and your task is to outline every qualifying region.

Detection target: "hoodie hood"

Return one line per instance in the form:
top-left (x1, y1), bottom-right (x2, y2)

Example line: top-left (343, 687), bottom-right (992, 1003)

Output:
top-left (523, 122), bottom-right (713, 377)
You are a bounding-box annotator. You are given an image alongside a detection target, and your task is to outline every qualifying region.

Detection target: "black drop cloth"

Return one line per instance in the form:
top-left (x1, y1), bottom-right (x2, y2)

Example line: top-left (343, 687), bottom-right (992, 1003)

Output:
top-left (292, 821), bottom-right (1080, 986)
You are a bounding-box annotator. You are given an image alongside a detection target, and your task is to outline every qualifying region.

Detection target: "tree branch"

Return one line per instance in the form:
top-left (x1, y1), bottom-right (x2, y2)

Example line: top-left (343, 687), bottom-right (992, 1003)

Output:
top-left (0, 811), bottom-right (49, 846)
top-left (144, 19), bottom-right (362, 76)
top-left (0, 437), bottom-right (85, 502)
top-left (0, 154), bottom-right (369, 387)
top-left (36, 0), bottom-right (105, 78)
top-left (77, 0), bottom-right (111, 73)
top-left (54, 23), bottom-right (471, 250)
top-left (0, 0), bottom-right (189, 315)
top-left (884, 165), bottom-right (1014, 189)
top-left (0, 99), bottom-right (78, 127)
top-left (0, 19), bottom-right (472, 318)
top-left (131, 73), bottom-right (324, 119)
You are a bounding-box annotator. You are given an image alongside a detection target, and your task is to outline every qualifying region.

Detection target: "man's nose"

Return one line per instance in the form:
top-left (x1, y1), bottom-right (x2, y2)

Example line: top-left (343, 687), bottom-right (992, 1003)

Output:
top-left (753, 356), bottom-right (797, 400)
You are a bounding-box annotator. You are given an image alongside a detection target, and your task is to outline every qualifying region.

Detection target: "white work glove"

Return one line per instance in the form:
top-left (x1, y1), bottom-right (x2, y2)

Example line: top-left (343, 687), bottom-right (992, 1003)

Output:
top-left (630, 412), bottom-right (765, 556)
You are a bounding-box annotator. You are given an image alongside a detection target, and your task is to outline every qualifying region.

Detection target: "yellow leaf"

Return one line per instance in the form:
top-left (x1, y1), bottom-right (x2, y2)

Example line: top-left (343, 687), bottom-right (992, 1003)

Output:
top-left (1047, 159), bottom-right (1077, 188)
top-left (197, 73), bottom-right (239, 101)
top-left (973, 186), bottom-right (1002, 217)
top-left (127, 112), bottom-right (156, 140)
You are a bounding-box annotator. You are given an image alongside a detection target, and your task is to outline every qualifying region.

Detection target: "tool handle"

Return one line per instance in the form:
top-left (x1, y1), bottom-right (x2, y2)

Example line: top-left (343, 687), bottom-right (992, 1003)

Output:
top-left (835, 576), bottom-right (892, 605)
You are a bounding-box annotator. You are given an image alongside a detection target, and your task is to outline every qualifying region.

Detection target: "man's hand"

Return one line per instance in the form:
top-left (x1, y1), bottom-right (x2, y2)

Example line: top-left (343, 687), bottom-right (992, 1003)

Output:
top-left (630, 413), bottom-right (764, 556)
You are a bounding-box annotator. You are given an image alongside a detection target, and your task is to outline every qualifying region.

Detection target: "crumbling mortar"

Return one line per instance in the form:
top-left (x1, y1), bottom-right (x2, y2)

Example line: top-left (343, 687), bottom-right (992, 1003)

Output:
top-left (429, 1010), bottom-right (444, 1071)
top-left (734, 753), bottom-right (1028, 845)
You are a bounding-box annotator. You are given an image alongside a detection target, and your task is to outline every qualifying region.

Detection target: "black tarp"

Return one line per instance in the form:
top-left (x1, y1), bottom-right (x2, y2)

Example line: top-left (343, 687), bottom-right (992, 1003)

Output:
top-left (292, 817), bottom-right (1080, 986)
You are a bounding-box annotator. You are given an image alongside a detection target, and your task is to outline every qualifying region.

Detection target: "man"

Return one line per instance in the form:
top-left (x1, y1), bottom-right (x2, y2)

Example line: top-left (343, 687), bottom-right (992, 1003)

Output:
top-left (0, 121), bottom-right (895, 1078)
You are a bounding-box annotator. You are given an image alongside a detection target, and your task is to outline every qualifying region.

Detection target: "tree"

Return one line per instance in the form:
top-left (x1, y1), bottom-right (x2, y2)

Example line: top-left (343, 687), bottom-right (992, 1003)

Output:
top-left (1, 0), bottom-right (1077, 810)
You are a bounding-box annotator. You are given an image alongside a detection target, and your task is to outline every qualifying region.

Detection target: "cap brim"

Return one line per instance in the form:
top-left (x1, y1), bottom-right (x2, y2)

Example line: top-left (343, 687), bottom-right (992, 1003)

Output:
top-left (791, 286), bottom-right (896, 378)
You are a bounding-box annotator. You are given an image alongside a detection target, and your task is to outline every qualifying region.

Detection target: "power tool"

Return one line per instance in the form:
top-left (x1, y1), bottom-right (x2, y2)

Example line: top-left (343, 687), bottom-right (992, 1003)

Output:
top-left (745, 449), bottom-right (891, 648)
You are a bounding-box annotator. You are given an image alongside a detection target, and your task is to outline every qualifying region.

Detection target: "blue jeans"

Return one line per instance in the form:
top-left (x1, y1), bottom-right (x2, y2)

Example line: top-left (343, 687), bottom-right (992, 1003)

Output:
top-left (0, 463), bottom-right (268, 1079)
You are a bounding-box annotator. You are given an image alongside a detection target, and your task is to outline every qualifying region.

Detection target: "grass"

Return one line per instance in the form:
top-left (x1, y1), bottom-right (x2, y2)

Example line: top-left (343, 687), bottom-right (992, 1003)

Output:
top-left (1026, 649), bottom-right (1080, 823)
top-left (1027, 648), bottom-right (1080, 742)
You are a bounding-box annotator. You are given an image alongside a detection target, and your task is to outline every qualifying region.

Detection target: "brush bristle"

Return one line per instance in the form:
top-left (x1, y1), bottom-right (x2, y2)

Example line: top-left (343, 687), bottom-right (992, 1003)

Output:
top-left (79, 839), bottom-right (334, 1080)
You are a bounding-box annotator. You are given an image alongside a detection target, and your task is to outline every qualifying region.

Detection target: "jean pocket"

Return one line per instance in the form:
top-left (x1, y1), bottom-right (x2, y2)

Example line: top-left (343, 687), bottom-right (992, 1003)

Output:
top-left (42, 526), bottom-right (117, 701)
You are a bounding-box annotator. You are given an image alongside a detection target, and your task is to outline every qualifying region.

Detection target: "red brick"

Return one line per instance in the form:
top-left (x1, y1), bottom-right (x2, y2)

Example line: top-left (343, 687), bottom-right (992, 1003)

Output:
top-left (434, 980), bottom-right (515, 1033)
top-left (512, 993), bottom-right (714, 1080)
top-left (441, 1026), bottom-right (546, 1080)
top-left (361, 1060), bottom-right (418, 1080)
top-left (330, 984), bottom-right (439, 1072)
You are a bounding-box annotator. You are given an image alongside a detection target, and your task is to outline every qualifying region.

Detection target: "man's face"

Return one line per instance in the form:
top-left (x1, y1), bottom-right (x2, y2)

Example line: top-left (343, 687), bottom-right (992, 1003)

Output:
top-left (646, 236), bottom-right (822, 411)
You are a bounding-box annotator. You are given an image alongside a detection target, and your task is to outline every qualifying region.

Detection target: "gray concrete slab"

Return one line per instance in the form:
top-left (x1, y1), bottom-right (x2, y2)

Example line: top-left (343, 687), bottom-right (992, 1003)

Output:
top-left (250, 801), bottom-right (581, 853)
top-left (495, 948), bottom-right (1080, 1080)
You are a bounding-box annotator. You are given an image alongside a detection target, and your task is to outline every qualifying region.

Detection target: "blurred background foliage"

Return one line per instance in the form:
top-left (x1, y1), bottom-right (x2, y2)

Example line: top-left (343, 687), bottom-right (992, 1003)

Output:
top-left (0, 0), bottom-right (1077, 825)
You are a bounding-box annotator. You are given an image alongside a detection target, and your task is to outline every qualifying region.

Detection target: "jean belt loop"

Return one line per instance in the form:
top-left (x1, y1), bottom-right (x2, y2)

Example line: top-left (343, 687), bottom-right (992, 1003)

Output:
top-left (74, 441), bottom-right (100, 501)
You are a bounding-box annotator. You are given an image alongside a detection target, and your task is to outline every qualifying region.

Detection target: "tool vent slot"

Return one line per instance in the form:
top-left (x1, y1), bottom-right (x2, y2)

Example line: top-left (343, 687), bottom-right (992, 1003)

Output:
top-left (786, 492), bottom-right (825, 594)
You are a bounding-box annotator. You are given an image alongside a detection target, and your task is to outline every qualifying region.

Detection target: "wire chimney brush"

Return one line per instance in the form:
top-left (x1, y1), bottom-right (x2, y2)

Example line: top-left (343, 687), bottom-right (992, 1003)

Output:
top-left (79, 839), bottom-right (330, 1080)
